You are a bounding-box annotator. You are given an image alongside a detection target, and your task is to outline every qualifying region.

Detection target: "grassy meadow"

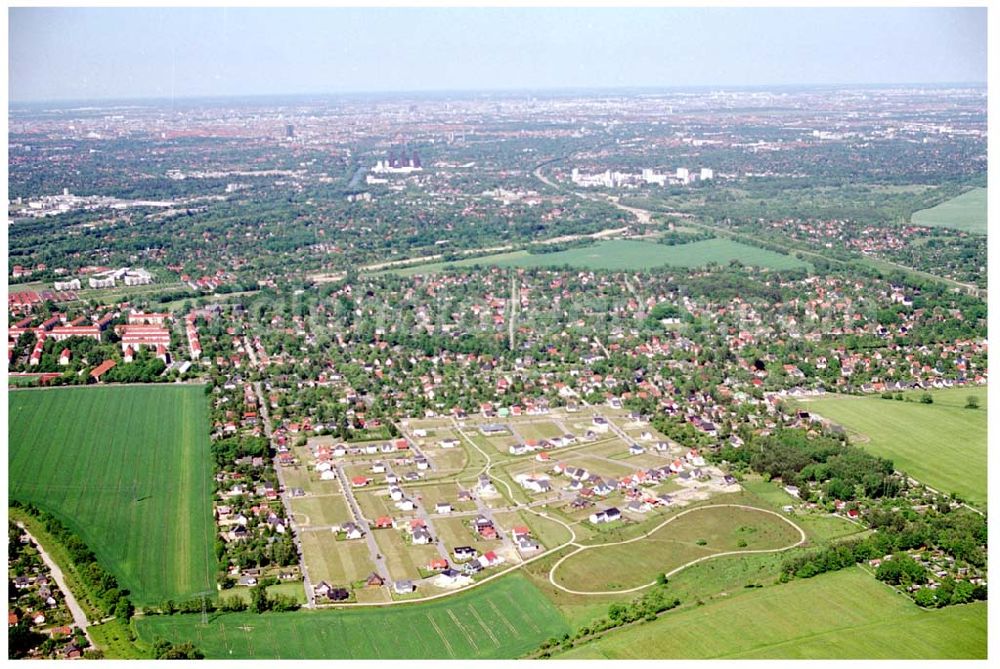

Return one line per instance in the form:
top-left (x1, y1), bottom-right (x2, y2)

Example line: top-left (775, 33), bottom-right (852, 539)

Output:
top-left (384, 238), bottom-right (808, 276)
top-left (802, 386), bottom-right (987, 508)
top-left (552, 505), bottom-right (803, 592)
top-left (135, 574), bottom-right (569, 659)
top-left (911, 187), bottom-right (987, 234)
top-left (8, 385), bottom-right (216, 605)
top-left (557, 568), bottom-right (986, 659)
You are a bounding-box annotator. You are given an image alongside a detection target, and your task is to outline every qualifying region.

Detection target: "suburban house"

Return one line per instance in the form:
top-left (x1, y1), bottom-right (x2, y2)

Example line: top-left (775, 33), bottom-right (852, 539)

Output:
top-left (453, 546), bottom-right (478, 561)
top-left (393, 580), bottom-right (415, 594)
top-left (342, 522), bottom-right (364, 540)
top-left (477, 550), bottom-right (504, 568)
top-left (516, 535), bottom-right (541, 553)
top-left (435, 501), bottom-right (452, 514)
top-left (521, 477), bottom-right (551, 493)
top-left (427, 558), bottom-right (449, 571)
top-left (590, 507), bottom-right (622, 524)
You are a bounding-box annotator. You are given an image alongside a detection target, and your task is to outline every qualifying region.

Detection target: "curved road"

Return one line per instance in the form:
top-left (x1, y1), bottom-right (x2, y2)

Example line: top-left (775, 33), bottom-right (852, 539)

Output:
top-left (547, 504), bottom-right (807, 596)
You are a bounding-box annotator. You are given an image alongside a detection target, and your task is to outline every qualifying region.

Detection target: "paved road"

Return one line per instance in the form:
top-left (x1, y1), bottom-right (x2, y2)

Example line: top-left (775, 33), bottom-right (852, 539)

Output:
top-left (253, 381), bottom-right (315, 606)
top-left (17, 523), bottom-right (93, 645)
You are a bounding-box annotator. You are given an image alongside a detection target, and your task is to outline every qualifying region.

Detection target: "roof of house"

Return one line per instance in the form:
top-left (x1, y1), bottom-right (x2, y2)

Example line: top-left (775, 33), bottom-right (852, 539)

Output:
top-left (89, 358), bottom-right (117, 379)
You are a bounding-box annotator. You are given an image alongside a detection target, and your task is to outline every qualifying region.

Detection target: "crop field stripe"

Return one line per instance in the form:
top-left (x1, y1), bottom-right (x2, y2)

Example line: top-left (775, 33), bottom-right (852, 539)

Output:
top-left (404, 614), bottom-right (435, 657)
top-left (425, 612), bottom-right (456, 658)
top-left (219, 619), bottom-right (230, 655)
top-left (487, 600), bottom-right (520, 638)
top-left (467, 604), bottom-right (501, 647)
top-left (502, 591), bottom-right (541, 634)
top-left (446, 608), bottom-right (481, 652)
top-left (360, 615), bottom-right (384, 658)
top-left (263, 616), bottom-right (279, 660)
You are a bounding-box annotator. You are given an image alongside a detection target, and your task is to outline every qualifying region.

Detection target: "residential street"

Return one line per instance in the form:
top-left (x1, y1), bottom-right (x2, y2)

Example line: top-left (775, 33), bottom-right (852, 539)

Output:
top-left (16, 523), bottom-right (93, 645)
top-left (253, 381), bottom-right (316, 606)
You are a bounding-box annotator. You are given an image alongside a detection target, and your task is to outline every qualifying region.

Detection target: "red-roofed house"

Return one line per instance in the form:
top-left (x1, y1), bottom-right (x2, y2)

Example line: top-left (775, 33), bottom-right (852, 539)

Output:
top-left (90, 359), bottom-right (116, 381)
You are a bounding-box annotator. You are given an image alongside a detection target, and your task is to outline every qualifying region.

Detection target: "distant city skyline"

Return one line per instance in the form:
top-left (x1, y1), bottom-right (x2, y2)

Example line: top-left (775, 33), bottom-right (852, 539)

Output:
top-left (8, 6), bottom-right (988, 103)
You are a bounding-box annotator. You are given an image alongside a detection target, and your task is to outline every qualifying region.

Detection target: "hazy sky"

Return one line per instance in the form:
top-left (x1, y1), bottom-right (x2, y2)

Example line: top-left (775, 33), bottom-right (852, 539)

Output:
top-left (8, 7), bottom-right (988, 102)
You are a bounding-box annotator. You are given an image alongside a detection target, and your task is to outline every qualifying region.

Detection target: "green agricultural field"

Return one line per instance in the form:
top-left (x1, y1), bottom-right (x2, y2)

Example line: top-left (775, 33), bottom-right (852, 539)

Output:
top-left (384, 239), bottom-right (808, 276)
top-left (8, 385), bottom-right (215, 605)
top-left (135, 574), bottom-right (569, 659)
top-left (803, 386), bottom-right (986, 508)
top-left (557, 568), bottom-right (986, 659)
top-left (552, 505), bottom-right (803, 592)
top-left (911, 188), bottom-right (987, 234)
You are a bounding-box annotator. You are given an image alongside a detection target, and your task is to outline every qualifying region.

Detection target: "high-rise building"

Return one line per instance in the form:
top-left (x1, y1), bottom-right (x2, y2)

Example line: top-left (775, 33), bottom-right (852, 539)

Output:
top-left (700, 168), bottom-right (714, 180)
top-left (285, 124), bottom-right (294, 138)
top-left (676, 167), bottom-right (690, 182)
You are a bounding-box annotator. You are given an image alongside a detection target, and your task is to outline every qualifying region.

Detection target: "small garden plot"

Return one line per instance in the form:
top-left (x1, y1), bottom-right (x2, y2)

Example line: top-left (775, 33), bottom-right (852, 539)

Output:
top-left (289, 494), bottom-right (353, 528)
top-left (405, 416), bottom-right (455, 431)
top-left (354, 489), bottom-right (414, 522)
top-left (220, 581), bottom-right (306, 605)
top-left (423, 448), bottom-right (469, 474)
top-left (300, 531), bottom-right (375, 586)
top-left (560, 454), bottom-right (638, 479)
top-left (341, 461), bottom-right (383, 482)
top-left (280, 463), bottom-right (327, 496)
top-left (479, 433), bottom-right (521, 456)
top-left (412, 482), bottom-right (477, 513)
top-left (623, 453), bottom-right (672, 471)
top-left (651, 479), bottom-right (684, 495)
top-left (552, 500), bottom-right (601, 524)
top-left (586, 438), bottom-right (641, 458)
top-left (434, 517), bottom-right (488, 553)
top-left (513, 420), bottom-right (566, 441)
top-left (373, 530), bottom-right (441, 581)
top-left (491, 510), bottom-right (573, 550)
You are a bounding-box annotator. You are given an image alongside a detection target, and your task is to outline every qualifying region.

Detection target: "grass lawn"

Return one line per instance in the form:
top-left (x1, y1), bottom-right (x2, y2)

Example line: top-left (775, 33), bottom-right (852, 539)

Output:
top-left (299, 531), bottom-right (374, 586)
top-left (289, 494), bottom-right (353, 528)
top-left (220, 582), bottom-right (307, 605)
top-left (8, 385), bottom-right (215, 605)
top-left (134, 574), bottom-right (569, 659)
top-left (556, 568), bottom-right (986, 659)
top-left (373, 529), bottom-right (440, 581)
top-left (802, 386), bottom-right (986, 508)
top-left (552, 505), bottom-right (802, 592)
top-left (384, 239), bottom-right (808, 276)
top-left (491, 509), bottom-right (573, 550)
top-left (910, 188), bottom-right (987, 234)
top-left (432, 516), bottom-right (489, 553)
top-left (88, 618), bottom-right (152, 659)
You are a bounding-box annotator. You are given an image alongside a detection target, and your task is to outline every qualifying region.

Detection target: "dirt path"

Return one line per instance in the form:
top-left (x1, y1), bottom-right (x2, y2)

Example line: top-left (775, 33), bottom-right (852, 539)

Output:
top-left (17, 523), bottom-right (94, 645)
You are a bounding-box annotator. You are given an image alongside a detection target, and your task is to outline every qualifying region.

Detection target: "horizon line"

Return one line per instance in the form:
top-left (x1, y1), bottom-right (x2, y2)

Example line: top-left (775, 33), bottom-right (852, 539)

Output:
top-left (8, 81), bottom-right (988, 107)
